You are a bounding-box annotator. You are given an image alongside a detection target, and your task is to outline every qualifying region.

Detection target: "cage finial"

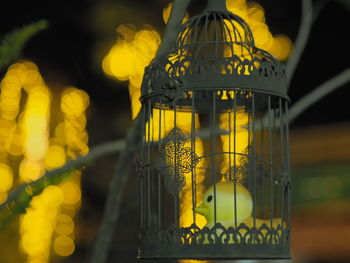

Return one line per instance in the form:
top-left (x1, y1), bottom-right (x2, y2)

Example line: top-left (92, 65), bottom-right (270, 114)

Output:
top-left (205, 0), bottom-right (228, 12)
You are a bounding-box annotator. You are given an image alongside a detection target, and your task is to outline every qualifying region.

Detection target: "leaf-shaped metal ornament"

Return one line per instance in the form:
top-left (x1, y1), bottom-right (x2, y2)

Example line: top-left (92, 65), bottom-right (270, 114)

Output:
top-left (159, 127), bottom-right (199, 195)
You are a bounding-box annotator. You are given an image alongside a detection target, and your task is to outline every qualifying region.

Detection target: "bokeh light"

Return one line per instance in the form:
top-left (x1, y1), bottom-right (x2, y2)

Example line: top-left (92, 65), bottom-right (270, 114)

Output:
top-left (0, 60), bottom-right (89, 263)
top-left (0, 163), bottom-right (13, 192)
top-left (55, 214), bottom-right (74, 236)
top-left (102, 24), bottom-right (161, 119)
top-left (53, 235), bottom-right (75, 257)
top-left (44, 145), bottom-right (66, 170)
top-left (60, 182), bottom-right (81, 206)
top-left (61, 87), bottom-right (90, 117)
top-left (0, 192), bottom-right (7, 204)
top-left (5, 124), bottom-right (23, 156)
top-left (20, 232), bottom-right (47, 257)
top-left (226, 0), bottom-right (293, 60)
top-left (274, 35), bottom-right (293, 61)
top-left (41, 185), bottom-right (64, 208)
top-left (19, 159), bottom-right (45, 182)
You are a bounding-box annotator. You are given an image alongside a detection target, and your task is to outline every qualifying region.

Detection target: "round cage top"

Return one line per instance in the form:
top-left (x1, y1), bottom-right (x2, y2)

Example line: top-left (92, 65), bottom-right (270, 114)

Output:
top-left (141, 2), bottom-right (288, 108)
top-left (177, 8), bottom-right (255, 54)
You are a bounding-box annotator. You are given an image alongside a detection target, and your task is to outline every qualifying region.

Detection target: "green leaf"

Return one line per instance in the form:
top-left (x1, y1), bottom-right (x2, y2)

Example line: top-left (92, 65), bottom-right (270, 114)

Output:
top-left (0, 19), bottom-right (49, 70)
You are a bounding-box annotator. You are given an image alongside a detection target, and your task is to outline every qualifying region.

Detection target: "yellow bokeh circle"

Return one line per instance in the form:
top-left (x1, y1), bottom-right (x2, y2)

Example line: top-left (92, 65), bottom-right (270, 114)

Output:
top-left (55, 214), bottom-right (74, 236)
top-left (60, 182), bottom-right (81, 205)
top-left (40, 185), bottom-right (64, 207)
top-left (274, 35), bottom-right (293, 61)
top-left (20, 232), bottom-right (47, 257)
top-left (20, 212), bottom-right (53, 235)
top-left (53, 235), bottom-right (75, 256)
top-left (61, 87), bottom-right (89, 117)
top-left (19, 159), bottom-right (45, 182)
top-left (0, 163), bottom-right (13, 192)
top-left (44, 145), bottom-right (66, 169)
top-left (0, 192), bottom-right (8, 204)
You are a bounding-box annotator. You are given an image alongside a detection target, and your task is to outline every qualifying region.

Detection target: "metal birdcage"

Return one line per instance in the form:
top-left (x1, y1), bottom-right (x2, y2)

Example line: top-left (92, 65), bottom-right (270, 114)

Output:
top-left (138, 0), bottom-right (291, 260)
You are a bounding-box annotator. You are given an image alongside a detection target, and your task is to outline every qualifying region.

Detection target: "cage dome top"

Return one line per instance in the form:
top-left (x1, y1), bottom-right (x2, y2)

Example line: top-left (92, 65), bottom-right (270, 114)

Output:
top-left (141, 1), bottom-right (288, 107)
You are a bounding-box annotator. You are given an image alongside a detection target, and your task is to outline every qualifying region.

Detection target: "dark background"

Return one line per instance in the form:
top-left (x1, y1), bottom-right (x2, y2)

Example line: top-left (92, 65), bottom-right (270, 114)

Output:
top-left (1, 0), bottom-right (349, 262)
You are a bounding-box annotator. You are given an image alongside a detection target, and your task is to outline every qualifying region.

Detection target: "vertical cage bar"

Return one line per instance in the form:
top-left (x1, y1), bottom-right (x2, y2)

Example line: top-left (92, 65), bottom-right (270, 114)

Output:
top-left (228, 102), bottom-right (232, 182)
top-left (147, 101), bottom-right (152, 228)
top-left (204, 13), bottom-right (209, 44)
top-left (163, 108), bottom-right (166, 150)
top-left (140, 104), bottom-right (146, 229)
top-left (211, 91), bottom-right (217, 226)
top-left (191, 93), bottom-right (197, 225)
top-left (252, 94), bottom-right (256, 229)
top-left (273, 104), bottom-right (278, 221)
top-left (233, 91), bottom-right (237, 228)
top-left (268, 96), bottom-right (273, 229)
top-left (174, 105), bottom-right (179, 228)
top-left (213, 13), bottom-right (219, 57)
top-left (247, 97), bottom-right (251, 189)
top-left (279, 98), bottom-right (285, 230)
top-left (260, 107), bottom-right (265, 219)
top-left (158, 99), bottom-right (163, 229)
top-left (151, 105), bottom-right (155, 228)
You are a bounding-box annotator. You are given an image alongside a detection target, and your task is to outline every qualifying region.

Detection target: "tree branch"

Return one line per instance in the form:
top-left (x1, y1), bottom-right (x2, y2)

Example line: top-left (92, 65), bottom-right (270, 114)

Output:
top-left (289, 68), bottom-right (350, 123)
top-left (0, 138), bottom-right (124, 230)
top-left (89, 115), bottom-right (142, 263)
top-left (257, 68), bottom-right (350, 128)
top-left (286, 0), bottom-right (327, 82)
top-left (336, 0), bottom-right (350, 11)
top-left (312, 0), bottom-right (330, 23)
top-left (156, 0), bottom-right (191, 56)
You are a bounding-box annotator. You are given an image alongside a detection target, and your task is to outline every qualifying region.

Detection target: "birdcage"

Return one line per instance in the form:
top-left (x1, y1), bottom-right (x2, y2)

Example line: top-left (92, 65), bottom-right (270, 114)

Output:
top-left (137, 0), bottom-right (291, 259)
